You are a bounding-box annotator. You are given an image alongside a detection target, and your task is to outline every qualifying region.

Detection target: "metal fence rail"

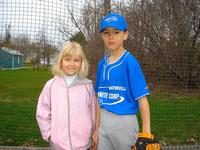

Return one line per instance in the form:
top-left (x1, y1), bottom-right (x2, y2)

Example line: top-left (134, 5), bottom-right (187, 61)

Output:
top-left (1, 145), bottom-right (200, 150)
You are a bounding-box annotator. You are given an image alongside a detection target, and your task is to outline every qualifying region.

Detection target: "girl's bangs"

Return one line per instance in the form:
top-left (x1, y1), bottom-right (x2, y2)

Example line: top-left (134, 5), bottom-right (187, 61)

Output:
top-left (63, 47), bottom-right (80, 57)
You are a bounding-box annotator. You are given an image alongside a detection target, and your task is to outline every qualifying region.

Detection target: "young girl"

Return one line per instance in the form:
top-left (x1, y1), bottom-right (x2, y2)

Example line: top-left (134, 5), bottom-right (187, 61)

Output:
top-left (36, 42), bottom-right (97, 150)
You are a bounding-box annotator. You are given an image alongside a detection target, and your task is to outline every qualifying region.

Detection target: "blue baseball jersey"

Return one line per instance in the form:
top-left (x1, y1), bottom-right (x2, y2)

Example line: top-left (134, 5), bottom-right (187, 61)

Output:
top-left (95, 50), bottom-right (149, 115)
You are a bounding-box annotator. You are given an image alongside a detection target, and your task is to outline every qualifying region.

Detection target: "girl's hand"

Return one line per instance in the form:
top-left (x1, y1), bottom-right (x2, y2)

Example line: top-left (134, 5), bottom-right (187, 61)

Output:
top-left (91, 129), bottom-right (99, 150)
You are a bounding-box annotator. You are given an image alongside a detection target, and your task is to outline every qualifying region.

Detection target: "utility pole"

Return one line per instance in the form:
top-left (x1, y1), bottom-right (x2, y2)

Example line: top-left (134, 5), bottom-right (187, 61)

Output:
top-left (104, 0), bottom-right (111, 15)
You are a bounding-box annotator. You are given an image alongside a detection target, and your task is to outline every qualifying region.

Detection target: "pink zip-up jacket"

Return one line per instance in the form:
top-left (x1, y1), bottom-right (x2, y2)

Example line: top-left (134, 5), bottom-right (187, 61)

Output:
top-left (36, 76), bottom-right (96, 150)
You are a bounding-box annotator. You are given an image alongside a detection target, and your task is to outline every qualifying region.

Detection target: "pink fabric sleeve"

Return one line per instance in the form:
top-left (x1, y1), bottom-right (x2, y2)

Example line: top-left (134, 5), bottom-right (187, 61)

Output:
top-left (36, 82), bottom-right (51, 142)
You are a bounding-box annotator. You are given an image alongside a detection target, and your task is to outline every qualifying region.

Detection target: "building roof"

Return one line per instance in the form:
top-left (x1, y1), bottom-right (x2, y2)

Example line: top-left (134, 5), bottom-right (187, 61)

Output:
top-left (1, 47), bottom-right (24, 56)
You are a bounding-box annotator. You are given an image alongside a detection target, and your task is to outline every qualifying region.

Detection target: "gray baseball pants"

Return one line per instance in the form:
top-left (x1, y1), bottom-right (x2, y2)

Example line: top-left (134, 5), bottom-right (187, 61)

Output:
top-left (97, 109), bottom-right (139, 150)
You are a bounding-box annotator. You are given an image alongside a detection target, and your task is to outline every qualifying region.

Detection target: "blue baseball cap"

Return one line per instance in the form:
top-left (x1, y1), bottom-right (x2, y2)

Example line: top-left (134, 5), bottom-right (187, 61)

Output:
top-left (99, 13), bottom-right (128, 32)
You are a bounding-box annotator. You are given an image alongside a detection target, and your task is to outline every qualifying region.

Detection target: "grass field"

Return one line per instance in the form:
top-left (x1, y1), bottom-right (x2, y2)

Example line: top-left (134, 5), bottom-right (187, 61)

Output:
top-left (0, 69), bottom-right (199, 146)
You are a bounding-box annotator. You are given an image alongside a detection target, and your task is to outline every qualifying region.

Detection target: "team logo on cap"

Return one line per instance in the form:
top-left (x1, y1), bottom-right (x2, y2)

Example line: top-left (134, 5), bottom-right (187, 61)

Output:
top-left (105, 16), bottom-right (118, 23)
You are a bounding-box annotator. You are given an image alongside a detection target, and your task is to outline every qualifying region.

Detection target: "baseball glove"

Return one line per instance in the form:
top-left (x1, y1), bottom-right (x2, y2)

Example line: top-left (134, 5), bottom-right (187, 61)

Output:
top-left (131, 132), bottom-right (161, 150)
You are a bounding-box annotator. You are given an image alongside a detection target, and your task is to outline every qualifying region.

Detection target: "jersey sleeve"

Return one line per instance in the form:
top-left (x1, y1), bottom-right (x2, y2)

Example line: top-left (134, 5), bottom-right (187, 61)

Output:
top-left (127, 57), bottom-right (149, 100)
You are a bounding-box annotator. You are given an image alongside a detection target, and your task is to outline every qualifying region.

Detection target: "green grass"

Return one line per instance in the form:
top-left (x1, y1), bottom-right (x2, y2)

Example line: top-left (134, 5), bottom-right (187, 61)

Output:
top-left (0, 69), bottom-right (52, 146)
top-left (0, 69), bottom-right (199, 146)
top-left (148, 95), bottom-right (200, 145)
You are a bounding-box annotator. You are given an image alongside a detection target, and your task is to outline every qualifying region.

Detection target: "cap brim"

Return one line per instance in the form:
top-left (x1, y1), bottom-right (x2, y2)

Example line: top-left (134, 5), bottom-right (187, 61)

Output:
top-left (99, 24), bottom-right (124, 33)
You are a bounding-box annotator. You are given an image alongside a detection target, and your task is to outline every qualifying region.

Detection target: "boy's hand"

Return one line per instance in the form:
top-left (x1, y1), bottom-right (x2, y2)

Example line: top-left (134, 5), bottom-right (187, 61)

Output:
top-left (132, 132), bottom-right (161, 150)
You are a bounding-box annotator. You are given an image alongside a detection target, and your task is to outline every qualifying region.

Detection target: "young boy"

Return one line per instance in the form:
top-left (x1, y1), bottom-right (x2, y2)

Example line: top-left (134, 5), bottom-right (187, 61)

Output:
top-left (93, 13), bottom-right (151, 150)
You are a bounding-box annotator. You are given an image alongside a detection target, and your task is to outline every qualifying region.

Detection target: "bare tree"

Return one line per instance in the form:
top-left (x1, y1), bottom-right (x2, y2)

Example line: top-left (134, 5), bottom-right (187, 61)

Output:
top-left (57, 0), bottom-right (106, 79)
top-left (1, 24), bottom-right (13, 49)
top-left (38, 29), bottom-right (51, 66)
top-left (58, 0), bottom-right (200, 88)
top-left (58, 0), bottom-right (104, 41)
top-left (12, 35), bottom-right (31, 62)
top-left (30, 41), bottom-right (41, 69)
top-left (117, 0), bottom-right (200, 89)
top-left (0, 33), bottom-right (3, 47)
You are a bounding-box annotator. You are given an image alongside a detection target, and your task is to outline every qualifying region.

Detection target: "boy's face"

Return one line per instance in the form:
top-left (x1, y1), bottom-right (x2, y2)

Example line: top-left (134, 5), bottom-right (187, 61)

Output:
top-left (100, 27), bottom-right (128, 52)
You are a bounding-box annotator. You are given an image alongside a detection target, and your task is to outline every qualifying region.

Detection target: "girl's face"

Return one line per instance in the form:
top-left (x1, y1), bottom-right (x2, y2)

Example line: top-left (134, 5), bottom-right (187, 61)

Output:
top-left (61, 54), bottom-right (81, 76)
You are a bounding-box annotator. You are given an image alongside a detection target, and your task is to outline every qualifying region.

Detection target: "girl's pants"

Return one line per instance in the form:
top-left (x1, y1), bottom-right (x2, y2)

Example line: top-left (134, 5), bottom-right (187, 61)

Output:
top-left (98, 109), bottom-right (139, 150)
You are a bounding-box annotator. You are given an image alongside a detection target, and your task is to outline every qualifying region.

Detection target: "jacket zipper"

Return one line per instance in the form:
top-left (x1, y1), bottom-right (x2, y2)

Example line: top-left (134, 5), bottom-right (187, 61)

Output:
top-left (64, 80), bottom-right (73, 150)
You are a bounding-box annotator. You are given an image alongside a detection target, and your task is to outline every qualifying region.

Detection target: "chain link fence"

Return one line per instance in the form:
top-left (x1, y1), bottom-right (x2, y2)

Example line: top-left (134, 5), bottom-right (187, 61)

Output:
top-left (0, 0), bottom-right (200, 149)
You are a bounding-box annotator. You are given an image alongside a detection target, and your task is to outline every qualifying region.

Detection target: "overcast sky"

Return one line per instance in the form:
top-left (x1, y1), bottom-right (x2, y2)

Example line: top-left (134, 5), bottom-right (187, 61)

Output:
top-left (0, 0), bottom-right (85, 47)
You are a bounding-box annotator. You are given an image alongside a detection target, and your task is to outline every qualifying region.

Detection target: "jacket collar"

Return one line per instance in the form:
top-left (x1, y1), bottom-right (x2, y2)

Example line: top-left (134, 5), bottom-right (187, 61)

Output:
top-left (54, 75), bottom-right (92, 87)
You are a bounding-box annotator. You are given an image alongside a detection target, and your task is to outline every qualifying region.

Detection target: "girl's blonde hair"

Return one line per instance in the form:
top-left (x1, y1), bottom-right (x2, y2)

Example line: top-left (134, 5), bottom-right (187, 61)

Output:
top-left (52, 42), bottom-right (89, 78)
